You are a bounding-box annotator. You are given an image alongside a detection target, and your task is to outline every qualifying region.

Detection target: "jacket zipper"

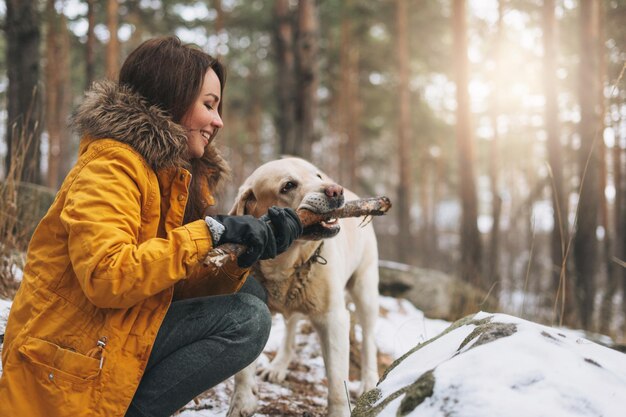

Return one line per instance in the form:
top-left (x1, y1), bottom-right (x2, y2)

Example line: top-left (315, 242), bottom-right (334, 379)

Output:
top-left (96, 336), bottom-right (107, 369)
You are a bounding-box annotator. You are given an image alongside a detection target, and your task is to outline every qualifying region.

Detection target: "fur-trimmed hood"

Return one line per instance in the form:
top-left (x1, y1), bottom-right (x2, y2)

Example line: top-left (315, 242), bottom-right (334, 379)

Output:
top-left (71, 80), bottom-right (230, 190)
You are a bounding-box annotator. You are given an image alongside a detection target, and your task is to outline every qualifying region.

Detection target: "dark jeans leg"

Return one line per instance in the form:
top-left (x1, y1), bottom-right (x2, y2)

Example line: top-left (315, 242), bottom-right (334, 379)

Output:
top-left (125, 277), bottom-right (271, 417)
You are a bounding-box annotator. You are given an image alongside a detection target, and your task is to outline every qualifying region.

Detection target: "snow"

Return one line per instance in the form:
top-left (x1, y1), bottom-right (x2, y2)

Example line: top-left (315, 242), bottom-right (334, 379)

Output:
top-left (372, 312), bottom-right (626, 417)
top-left (376, 297), bottom-right (451, 359)
top-left (1, 298), bottom-right (625, 417)
top-left (0, 298), bottom-right (12, 375)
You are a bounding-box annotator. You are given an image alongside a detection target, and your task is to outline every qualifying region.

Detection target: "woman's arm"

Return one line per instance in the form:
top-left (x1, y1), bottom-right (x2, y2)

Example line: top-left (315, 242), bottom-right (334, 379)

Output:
top-left (61, 148), bottom-right (213, 309)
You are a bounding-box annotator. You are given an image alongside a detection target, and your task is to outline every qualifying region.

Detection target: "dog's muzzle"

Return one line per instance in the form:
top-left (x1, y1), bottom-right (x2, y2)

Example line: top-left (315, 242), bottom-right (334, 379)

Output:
top-left (299, 192), bottom-right (345, 214)
top-left (298, 191), bottom-right (344, 240)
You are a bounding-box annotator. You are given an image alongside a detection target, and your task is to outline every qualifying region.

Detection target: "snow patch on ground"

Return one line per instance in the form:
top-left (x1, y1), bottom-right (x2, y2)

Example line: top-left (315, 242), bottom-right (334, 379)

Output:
top-left (0, 298), bottom-right (13, 375)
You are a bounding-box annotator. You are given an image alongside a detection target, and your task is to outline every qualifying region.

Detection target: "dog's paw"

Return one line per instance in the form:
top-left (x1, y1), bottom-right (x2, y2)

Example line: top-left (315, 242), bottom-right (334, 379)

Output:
top-left (257, 362), bottom-right (288, 383)
top-left (226, 386), bottom-right (258, 417)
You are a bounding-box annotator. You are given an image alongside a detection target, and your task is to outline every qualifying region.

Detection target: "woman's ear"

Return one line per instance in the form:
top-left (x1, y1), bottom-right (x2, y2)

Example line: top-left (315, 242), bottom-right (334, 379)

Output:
top-left (229, 187), bottom-right (256, 215)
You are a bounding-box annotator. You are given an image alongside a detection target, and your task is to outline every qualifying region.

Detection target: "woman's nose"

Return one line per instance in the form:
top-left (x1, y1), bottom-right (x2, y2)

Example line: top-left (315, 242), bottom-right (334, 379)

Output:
top-left (212, 113), bottom-right (224, 129)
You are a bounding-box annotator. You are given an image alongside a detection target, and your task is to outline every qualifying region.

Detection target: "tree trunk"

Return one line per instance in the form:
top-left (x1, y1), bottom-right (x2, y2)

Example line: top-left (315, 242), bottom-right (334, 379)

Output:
top-left (274, 0), bottom-right (296, 156)
top-left (58, 16), bottom-right (73, 186)
top-left (86, 0), bottom-right (96, 88)
top-left (597, 0), bottom-right (618, 336)
top-left (420, 157), bottom-right (434, 267)
top-left (452, 0), bottom-right (482, 286)
top-left (574, 0), bottom-right (600, 330)
top-left (338, 0), bottom-right (360, 191)
top-left (618, 122), bottom-right (626, 337)
top-left (395, 0), bottom-right (413, 264)
top-left (106, 0), bottom-right (120, 80)
top-left (4, 0), bottom-right (42, 184)
top-left (213, 0), bottom-right (225, 56)
top-left (543, 0), bottom-right (576, 326)
top-left (45, 0), bottom-right (71, 190)
top-left (488, 0), bottom-right (504, 294)
top-left (294, 0), bottom-right (319, 160)
top-left (246, 68), bottom-right (262, 169)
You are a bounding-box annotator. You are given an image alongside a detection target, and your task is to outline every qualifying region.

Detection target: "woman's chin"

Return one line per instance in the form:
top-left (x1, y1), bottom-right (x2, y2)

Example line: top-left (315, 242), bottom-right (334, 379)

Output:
top-left (187, 148), bottom-right (205, 159)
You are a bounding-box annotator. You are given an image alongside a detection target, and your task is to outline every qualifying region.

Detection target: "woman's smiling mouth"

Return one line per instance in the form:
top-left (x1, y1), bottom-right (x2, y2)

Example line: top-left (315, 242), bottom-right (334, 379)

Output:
top-left (201, 130), bottom-right (212, 144)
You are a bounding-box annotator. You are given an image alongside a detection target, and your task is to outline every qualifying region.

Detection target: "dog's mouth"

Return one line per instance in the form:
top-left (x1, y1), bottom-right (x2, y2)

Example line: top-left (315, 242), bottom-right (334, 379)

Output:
top-left (299, 211), bottom-right (341, 241)
top-left (296, 192), bottom-right (344, 240)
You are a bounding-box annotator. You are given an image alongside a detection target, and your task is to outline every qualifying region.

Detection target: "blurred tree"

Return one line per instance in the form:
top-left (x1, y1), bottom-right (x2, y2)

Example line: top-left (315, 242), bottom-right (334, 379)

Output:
top-left (4, 0), bottom-right (42, 184)
top-left (106, 0), bottom-right (119, 80)
top-left (45, 0), bottom-right (72, 189)
top-left (213, 0), bottom-right (225, 55)
top-left (543, 0), bottom-right (575, 326)
top-left (295, 0), bottom-right (319, 160)
top-left (604, 0), bottom-right (626, 338)
top-left (487, 0), bottom-right (504, 295)
top-left (574, 0), bottom-right (601, 330)
top-left (453, 0), bottom-right (482, 287)
top-left (273, 0), bottom-right (297, 156)
top-left (597, 0), bottom-right (619, 335)
top-left (395, 0), bottom-right (413, 264)
top-left (337, 0), bottom-right (361, 190)
top-left (85, 0), bottom-right (96, 88)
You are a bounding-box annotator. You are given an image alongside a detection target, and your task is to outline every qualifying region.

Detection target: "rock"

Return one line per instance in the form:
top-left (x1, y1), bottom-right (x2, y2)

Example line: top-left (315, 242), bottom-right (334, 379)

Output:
top-left (378, 261), bottom-right (498, 321)
top-left (352, 312), bottom-right (626, 417)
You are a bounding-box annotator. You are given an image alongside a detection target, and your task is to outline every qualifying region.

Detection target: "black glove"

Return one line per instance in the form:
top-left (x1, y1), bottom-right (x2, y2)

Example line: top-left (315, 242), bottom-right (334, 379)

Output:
top-left (215, 215), bottom-right (277, 268)
top-left (214, 207), bottom-right (303, 268)
top-left (260, 207), bottom-right (303, 255)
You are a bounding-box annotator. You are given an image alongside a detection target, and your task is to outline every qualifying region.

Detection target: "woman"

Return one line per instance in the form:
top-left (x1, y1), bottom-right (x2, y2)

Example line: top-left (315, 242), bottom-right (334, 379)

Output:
top-left (0, 36), bottom-right (302, 417)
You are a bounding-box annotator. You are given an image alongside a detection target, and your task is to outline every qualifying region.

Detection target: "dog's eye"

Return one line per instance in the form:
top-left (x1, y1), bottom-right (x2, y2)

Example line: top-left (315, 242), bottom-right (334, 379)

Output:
top-left (280, 181), bottom-right (298, 194)
top-left (316, 174), bottom-right (323, 179)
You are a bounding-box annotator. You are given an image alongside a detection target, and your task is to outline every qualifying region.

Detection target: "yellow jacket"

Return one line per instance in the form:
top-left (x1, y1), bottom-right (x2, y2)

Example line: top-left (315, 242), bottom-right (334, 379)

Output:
top-left (0, 81), bottom-right (247, 416)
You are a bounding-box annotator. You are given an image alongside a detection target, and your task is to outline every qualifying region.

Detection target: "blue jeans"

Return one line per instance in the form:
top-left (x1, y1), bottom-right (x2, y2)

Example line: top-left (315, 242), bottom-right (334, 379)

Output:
top-left (125, 277), bottom-right (271, 417)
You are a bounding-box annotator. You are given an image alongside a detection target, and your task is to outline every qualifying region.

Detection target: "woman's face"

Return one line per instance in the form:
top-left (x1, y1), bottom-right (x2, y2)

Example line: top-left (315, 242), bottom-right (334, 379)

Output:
top-left (181, 68), bottom-right (224, 159)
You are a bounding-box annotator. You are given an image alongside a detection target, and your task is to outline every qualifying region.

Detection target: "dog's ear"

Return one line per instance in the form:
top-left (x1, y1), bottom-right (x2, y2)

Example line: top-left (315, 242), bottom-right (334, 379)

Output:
top-left (229, 187), bottom-right (257, 215)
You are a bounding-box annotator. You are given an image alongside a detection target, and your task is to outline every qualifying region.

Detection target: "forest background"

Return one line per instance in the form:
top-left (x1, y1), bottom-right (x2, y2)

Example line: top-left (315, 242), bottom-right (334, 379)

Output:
top-left (0, 0), bottom-right (625, 342)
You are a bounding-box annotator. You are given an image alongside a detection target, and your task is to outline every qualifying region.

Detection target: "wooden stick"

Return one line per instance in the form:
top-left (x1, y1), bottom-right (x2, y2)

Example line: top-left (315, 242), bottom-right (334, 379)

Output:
top-left (203, 196), bottom-right (392, 267)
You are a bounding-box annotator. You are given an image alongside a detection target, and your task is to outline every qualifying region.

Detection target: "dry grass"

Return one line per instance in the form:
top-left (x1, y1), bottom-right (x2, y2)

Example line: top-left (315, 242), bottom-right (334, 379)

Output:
top-left (0, 120), bottom-right (40, 299)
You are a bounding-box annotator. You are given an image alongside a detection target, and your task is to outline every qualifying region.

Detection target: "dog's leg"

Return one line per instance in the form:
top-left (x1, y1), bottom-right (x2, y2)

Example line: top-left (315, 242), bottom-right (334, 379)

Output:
top-left (259, 313), bottom-right (301, 383)
top-left (349, 264), bottom-right (380, 395)
top-left (310, 308), bottom-right (351, 417)
top-left (227, 361), bottom-right (258, 417)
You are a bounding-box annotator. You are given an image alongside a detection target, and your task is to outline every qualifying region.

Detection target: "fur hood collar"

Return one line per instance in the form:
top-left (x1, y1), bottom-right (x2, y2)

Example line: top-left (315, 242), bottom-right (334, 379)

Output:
top-left (71, 80), bottom-right (230, 189)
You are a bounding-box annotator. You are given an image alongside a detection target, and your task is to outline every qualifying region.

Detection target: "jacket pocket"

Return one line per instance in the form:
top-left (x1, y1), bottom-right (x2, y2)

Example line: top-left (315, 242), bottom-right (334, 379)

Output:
top-left (18, 336), bottom-right (101, 386)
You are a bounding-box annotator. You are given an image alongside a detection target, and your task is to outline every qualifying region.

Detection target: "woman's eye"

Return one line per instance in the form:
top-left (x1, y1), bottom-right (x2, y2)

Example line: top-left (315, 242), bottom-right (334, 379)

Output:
top-left (280, 181), bottom-right (297, 194)
top-left (205, 103), bottom-right (214, 110)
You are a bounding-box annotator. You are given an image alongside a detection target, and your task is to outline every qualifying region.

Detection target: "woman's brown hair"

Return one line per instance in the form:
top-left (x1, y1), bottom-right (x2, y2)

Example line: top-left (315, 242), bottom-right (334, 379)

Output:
top-left (119, 36), bottom-right (228, 223)
top-left (119, 36), bottom-right (225, 120)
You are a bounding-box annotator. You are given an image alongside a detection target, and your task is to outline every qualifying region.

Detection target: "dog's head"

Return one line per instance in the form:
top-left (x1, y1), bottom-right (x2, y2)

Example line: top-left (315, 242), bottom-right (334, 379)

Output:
top-left (230, 157), bottom-right (344, 239)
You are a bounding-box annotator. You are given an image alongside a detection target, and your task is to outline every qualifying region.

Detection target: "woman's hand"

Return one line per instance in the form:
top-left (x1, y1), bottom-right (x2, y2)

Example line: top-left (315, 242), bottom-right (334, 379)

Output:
top-left (209, 207), bottom-right (302, 268)
top-left (260, 207), bottom-right (303, 254)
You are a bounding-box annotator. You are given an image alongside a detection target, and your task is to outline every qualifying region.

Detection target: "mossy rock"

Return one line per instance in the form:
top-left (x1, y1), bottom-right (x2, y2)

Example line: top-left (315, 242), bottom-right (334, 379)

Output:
top-left (378, 262), bottom-right (499, 321)
top-left (352, 313), bottom-right (518, 417)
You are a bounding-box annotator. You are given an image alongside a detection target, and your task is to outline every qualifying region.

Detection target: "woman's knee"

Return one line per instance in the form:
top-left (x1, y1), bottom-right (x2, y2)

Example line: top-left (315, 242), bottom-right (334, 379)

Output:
top-left (235, 293), bottom-right (272, 356)
top-left (238, 275), bottom-right (268, 304)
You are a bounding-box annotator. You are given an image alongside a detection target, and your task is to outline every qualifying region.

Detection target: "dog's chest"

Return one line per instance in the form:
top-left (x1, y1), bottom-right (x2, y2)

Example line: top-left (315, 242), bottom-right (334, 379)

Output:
top-left (254, 260), bottom-right (329, 315)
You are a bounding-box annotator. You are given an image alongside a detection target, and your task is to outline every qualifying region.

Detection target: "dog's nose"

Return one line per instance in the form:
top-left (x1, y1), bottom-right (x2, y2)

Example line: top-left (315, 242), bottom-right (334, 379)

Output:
top-left (325, 184), bottom-right (344, 199)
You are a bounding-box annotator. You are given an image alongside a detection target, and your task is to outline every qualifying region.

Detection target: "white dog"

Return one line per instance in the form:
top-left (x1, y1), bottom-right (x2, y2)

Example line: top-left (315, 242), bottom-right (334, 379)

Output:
top-left (226, 157), bottom-right (380, 417)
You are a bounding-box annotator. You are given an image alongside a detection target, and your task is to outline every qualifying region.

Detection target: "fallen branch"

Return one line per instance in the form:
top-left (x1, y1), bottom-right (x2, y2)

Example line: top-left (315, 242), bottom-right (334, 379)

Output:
top-left (203, 196), bottom-right (392, 268)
